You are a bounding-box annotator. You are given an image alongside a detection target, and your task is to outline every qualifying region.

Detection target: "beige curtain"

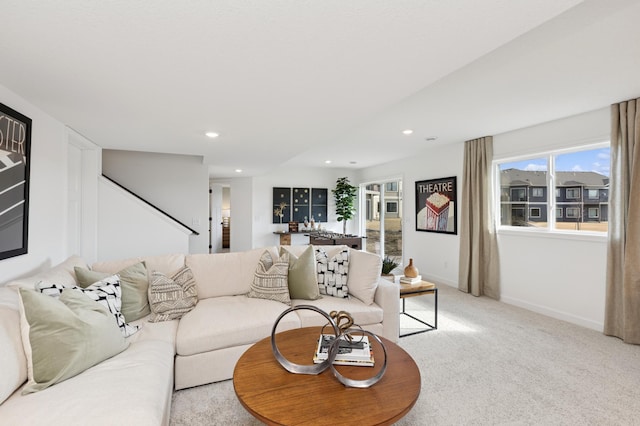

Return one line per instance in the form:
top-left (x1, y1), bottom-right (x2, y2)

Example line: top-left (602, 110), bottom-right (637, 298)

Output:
top-left (458, 136), bottom-right (500, 298)
top-left (604, 98), bottom-right (640, 344)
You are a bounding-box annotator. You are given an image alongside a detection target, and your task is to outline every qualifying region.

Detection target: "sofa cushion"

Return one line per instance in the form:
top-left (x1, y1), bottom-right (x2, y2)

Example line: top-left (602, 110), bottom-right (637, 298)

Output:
top-left (91, 253), bottom-right (186, 278)
top-left (346, 249), bottom-right (382, 305)
top-left (280, 245), bottom-right (321, 300)
top-left (75, 262), bottom-right (151, 322)
top-left (176, 295), bottom-right (300, 356)
top-left (17, 288), bottom-right (128, 394)
top-left (6, 255), bottom-right (87, 290)
top-left (0, 339), bottom-right (174, 426)
top-left (0, 288), bottom-right (27, 405)
top-left (291, 296), bottom-right (383, 328)
top-left (148, 266), bottom-right (198, 322)
top-left (246, 250), bottom-right (291, 305)
top-left (36, 276), bottom-right (140, 337)
top-left (315, 246), bottom-right (350, 298)
top-left (186, 247), bottom-right (278, 299)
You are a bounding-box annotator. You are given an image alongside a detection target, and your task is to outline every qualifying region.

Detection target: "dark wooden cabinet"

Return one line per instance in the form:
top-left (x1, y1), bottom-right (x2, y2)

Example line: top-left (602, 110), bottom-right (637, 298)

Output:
top-left (222, 217), bottom-right (230, 248)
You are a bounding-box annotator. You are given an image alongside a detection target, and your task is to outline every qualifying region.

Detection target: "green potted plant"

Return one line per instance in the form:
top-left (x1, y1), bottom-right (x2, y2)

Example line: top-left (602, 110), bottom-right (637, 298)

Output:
top-left (381, 255), bottom-right (399, 277)
top-left (332, 177), bottom-right (358, 235)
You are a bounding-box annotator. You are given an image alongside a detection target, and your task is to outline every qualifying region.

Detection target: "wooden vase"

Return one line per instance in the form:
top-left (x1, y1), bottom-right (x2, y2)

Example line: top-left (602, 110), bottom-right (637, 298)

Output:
top-left (404, 258), bottom-right (419, 278)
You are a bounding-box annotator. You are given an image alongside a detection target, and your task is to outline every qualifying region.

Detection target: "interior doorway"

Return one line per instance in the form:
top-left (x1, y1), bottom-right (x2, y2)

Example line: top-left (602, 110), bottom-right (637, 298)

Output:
top-left (362, 179), bottom-right (403, 265)
top-left (209, 183), bottom-right (230, 253)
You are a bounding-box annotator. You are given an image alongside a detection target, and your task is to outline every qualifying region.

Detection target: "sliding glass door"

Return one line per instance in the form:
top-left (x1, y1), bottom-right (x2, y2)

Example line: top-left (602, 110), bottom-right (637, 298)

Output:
top-left (363, 179), bottom-right (403, 265)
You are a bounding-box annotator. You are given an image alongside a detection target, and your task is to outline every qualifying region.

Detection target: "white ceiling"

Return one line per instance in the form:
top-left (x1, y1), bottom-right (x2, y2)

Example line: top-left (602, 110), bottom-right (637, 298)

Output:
top-left (2, 0), bottom-right (640, 178)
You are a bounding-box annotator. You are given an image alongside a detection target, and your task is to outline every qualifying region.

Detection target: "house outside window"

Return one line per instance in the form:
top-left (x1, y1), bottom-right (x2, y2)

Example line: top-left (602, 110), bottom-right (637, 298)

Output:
top-left (386, 182), bottom-right (397, 192)
top-left (497, 144), bottom-right (609, 233)
top-left (386, 201), bottom-right (398, 213)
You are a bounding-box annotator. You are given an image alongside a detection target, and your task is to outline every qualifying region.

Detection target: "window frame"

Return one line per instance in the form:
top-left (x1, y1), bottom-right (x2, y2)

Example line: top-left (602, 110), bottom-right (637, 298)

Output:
top-left (494, 141), bottom-right (609, 239)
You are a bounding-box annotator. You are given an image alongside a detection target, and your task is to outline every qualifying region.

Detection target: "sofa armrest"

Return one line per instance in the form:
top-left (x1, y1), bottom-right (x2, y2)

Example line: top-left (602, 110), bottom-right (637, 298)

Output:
top-left (374, 277), bottom-right (400, 343)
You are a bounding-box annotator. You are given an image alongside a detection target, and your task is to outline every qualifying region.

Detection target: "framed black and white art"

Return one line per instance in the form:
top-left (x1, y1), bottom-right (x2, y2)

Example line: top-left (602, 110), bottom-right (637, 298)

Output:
top-left (0, 102), bottom-right (32, 260)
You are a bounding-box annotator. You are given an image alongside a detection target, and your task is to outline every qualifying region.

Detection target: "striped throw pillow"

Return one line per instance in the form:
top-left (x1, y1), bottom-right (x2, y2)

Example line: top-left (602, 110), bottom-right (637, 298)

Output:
top-left (148, 266), bottom-right (198, 322)
top-left (246, 250), bottom-right (291, 305)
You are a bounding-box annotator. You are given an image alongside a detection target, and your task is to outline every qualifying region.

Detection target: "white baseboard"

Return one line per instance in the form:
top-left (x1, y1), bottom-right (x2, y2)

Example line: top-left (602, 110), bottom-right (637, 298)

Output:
top-left (501, 295), bottom-right (604, 332)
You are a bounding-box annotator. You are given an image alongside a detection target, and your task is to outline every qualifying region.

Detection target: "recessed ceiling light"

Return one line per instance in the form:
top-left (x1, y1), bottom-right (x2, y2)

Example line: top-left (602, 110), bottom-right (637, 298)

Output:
top-left (205, 132), bottom-right (219, 138)
top-left (325, 160), bottom-right (332, 164)
top-left (235, 169), bottom-right (242, 173)
top-left (402, 129), bottom-right (413, 135)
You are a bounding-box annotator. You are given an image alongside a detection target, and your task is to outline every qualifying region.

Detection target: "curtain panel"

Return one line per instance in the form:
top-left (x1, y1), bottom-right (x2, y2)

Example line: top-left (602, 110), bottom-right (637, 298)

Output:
top-left (458, 136), bottom-right (500, 298)
top-left (604, 98), bottom-right (640, 344)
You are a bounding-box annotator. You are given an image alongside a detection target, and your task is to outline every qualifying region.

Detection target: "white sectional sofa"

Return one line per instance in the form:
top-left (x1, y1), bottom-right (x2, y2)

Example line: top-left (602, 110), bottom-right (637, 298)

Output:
top-left (0, 245), bottom-right (399, 425)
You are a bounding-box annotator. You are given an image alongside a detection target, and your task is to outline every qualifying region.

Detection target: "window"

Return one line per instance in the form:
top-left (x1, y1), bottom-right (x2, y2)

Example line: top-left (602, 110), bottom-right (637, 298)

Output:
top-left (497, 144), bottom-right (609, 233)
top-left (386, 201), bottom-right (398, 213)
top-left (566, 207), bottom-right (580, 218)
top-left (566, 188), bottom-right (580, 199)
top-left (386, 182), bottom-right (397, 192)
top-left (510, 188), bottom-right (527, 202)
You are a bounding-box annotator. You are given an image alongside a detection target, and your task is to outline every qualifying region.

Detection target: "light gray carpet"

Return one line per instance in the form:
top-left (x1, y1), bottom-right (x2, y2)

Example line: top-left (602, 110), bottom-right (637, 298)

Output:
top-left (170, 285), bottom-right (640, 425)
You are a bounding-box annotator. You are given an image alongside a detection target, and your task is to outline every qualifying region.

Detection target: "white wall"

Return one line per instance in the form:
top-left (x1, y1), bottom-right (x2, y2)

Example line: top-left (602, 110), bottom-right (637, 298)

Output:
top-left (97, 178), bottom-right (190, 261)
top-left (357, 142), bottom-right (464, 287)
top-left (250, 168), bottom-right (358, 249)
top-left (356, 107), bottom-right (610, 331)
top-left (494, 107), bottom-right (610, 331)
top-left (102, 150), bottom-right (209, 254)
top-left (230, 177), bottom-right (253, 252)
top-left (0, 84), bottom-right (70, 284)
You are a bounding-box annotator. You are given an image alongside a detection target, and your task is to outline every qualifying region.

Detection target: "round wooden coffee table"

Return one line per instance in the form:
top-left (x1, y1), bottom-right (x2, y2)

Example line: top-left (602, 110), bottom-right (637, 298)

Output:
top-left (233, 327), bottom-right (420, 425)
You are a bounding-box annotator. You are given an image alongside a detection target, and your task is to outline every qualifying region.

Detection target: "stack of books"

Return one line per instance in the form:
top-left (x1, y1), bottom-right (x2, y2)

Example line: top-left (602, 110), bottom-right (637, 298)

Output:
top-left (313, 334), bottom-right (374, 367)
top-left (400, 275), bottom-right (422, 284)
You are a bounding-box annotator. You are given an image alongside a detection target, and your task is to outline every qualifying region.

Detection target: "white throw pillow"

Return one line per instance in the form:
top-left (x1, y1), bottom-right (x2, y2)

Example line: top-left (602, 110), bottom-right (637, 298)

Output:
top-left (346, 249), bottom-right (382, 305)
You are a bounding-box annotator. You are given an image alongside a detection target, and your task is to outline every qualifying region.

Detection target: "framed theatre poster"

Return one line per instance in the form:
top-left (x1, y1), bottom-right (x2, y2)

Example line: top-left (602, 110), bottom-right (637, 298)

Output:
top-left (415, 176), bottom-right (457, 234)
top-left (0, 102), bottom-right (32, 260)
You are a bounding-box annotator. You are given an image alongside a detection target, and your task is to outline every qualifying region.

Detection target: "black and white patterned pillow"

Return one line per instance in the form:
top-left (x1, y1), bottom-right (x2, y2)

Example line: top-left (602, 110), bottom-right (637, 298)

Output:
top-left (36, 275), bottom-right (140, 337)
top-left (315, 247), bottom-right (349, 298)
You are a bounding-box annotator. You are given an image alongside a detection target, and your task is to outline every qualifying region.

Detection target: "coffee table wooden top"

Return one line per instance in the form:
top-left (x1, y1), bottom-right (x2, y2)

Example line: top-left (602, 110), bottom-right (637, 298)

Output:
top-left (233, 326), bottom-right (420, 426)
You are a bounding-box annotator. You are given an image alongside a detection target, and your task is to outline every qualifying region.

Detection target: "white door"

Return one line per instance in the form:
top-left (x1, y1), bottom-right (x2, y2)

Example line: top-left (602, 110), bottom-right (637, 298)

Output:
top-left (67, 144), bottom-right (82, 255)
top-left (66, 128), bottom-right (100, 263)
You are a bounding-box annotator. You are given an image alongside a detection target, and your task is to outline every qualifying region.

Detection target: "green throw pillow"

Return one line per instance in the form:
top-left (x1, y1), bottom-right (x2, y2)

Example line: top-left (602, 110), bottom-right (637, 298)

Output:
top-left (75, 262), bottom-right (150, 322)
top-left (18, 288), bottom-right (128, 394)
top-left (280, 246), bottom-right (321, 300)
